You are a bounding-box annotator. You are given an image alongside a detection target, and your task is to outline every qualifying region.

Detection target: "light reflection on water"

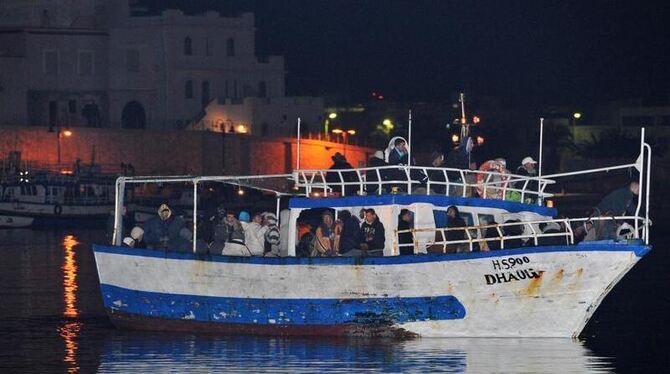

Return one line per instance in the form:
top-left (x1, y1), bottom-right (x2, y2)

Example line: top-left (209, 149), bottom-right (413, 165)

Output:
top-left (97, 335), bottom-right (612, 373)
top-left (61, 234), bottom-right (80, 373)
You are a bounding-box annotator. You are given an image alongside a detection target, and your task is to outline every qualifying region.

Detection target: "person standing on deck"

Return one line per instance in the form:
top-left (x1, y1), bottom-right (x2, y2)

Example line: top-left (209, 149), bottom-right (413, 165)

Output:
top-left (445, 206), bottom-right (467, 253)
top-left (337, 210), bottom-right (361, 255)
top-left (143, 204), bottom-right (186, 250)
top-left (397, 209), bottom-right (414, 255)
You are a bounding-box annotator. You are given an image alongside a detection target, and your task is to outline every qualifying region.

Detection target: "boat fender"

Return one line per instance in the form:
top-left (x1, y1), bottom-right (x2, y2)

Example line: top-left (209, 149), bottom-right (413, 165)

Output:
top-left (476, 160), bottom-right (508, 199)
top-left (54, 204), bottom-right (63, 215)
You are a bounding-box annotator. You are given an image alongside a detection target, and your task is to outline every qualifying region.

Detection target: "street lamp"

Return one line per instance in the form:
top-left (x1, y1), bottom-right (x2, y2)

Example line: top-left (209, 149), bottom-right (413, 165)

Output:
top-left (332, 128), bottom-right (356, 157)
top-left (56, 128), bottom-right (73, 167)
top-left (325, 112), bottom-right (337, 135)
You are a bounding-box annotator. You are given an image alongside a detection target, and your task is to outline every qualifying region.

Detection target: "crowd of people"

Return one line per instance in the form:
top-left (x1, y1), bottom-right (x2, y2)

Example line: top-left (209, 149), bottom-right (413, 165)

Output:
top-left (121, 203), bottom-right (282, 257)
top-left (302, 208), bottom-right (386, 257)
top-left (326, 136), bottom-right (540, 200)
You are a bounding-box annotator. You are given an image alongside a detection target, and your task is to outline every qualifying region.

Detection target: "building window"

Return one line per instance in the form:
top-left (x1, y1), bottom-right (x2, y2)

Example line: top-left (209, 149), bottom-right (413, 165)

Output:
top-left (185, 80), bottom-right (194, 99)
top-left (226, 38), bottom-right (235, 57)
top-left (201, 81), bottom-right (210, 107)
top-left (184, 36), bottom-right (193, 56)
top-left (43, 50), bottom-right (58, 75)
top-left (258, 81), bottom-right (267, 97)
top-left (126, 49), bottom-right (140, 72)
top-left (205, 37), bottom-right (211, 56)
top-left (77, 50), bottom-right (94, 76)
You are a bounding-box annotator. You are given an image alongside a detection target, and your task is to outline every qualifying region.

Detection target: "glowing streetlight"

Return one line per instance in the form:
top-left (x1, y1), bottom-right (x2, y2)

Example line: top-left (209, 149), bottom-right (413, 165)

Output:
top-left (382, 119), bottom-right (392, 127)
top-left (346, 129), bottom-right (356, 135)
top-left (451, 134), bottom-right (460, 143)
top-left (573, 112), bottom-right (582, 119)
top-left (328, 113), bottom-right (337, 120)
top-left (332, 128), bottom-right (356, 157)
top-left (331, 128), bottom-right (343, 134)
top-left (62, 130), bottom-right (73, 137)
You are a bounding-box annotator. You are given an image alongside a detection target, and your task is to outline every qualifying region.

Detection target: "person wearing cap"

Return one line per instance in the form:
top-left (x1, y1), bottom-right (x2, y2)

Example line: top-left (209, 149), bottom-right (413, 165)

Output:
top-left (142, 203), bottom-right (186, 250)
top-left (366, 150), bottom-right (390, 194)
top-left (515, 156), bottom-right (538, 201)
top-left (516, 156), bottom-right (538, 178)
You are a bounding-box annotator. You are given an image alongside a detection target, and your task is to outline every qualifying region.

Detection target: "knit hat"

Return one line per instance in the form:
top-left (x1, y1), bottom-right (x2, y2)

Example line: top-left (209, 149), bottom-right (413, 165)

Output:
top-left (239, 210), bottom-right (251, 222)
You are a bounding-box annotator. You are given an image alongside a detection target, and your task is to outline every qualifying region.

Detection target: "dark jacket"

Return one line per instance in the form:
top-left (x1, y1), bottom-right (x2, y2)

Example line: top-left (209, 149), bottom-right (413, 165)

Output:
top-left (143, 215), bottom-right (186, 249)
top-left (444, 137), bottom-right (471, 181)
top-left (388, 148), bottom-right (408, 166)
top-left (340, 215), bottom-right (361, 253)
top-left (366, 156), bottom-right (390, 193)
top-left (398, 219), bottom-right (414, 255)
top-left (515, 166), bottom-right (538, 194)
top-left (597, 186), bottom-right (636, 216)
top-left (326, 160), bottom-right (359, 196)
top-left (360, 218), bottom-right (385, 250)
top-left (446, 216), bottom-right (466, 242)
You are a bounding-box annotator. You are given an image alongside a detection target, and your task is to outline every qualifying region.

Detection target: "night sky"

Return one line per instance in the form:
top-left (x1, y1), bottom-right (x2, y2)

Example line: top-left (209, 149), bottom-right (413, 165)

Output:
top-left (141, 0), bottom-right (670, 106)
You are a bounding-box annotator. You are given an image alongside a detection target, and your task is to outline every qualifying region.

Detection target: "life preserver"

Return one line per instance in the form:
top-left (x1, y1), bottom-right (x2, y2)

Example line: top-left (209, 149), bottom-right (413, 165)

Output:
top-left (476, 160), bottom-right (508, 199)
top-left (54, 204), bottom-right (63, 215)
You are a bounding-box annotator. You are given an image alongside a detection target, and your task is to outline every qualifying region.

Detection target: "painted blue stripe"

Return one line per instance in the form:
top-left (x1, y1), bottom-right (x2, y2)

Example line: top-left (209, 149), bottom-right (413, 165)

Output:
top-left (100, 284), bottom-right (466, 325)
top-left (288, 194), bottom-right (558, 216)
top-left (93, 241), bottom-right (651, 265)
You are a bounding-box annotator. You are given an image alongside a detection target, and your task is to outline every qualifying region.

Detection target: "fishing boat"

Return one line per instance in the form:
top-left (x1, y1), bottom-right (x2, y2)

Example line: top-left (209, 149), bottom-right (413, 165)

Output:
top-left (0, 172), bottom-right (116, 227)
top-left (92, 128), bottom-right (652, 338)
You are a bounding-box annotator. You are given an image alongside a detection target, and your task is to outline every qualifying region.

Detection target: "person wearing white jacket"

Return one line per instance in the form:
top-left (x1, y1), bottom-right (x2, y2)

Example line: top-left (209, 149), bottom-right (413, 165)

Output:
top-left (241, 212), bottom-right (266, 256)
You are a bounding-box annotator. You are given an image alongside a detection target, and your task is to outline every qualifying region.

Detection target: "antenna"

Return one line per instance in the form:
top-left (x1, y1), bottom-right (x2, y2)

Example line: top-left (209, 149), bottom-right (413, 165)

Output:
top-left (459, 93), bottom-right (469, 138)
top-left (407, 109), bottom-right (412, 166)
top-left (296, 117), bottom-right (301, 170)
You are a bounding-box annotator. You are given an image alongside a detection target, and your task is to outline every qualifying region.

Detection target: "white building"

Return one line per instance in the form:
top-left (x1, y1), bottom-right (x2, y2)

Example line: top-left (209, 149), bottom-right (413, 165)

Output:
top-left (0, 0), bottom-right (323, 134)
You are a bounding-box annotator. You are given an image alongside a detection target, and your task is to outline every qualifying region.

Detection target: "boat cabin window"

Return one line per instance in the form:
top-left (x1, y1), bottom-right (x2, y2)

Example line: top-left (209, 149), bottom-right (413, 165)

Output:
top-left (433, 209), bottom-right (473, 228)
top-left (20, 185), bottom-right (37, 196)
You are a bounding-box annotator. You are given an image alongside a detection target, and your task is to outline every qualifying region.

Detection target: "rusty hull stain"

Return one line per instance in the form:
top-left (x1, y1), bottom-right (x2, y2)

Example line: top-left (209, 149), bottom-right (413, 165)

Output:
top-left (522, 271), bottom-right (545, 296)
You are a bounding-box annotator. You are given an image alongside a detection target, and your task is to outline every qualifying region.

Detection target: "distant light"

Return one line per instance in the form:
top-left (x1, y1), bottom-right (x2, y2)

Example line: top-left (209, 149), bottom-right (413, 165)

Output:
top-left (332, 128), bottom-right (343, 134)
top-left (382, 119), bottom-right (392, 127)
top-left (62, 130), bottom-right (73, 137)
top-left (473, 116), bottom-right (481, 124)
top-left (476, 136), bottom-right (485, 145)
top-left (328, 112), bottom-right (337, 120)
top-left (312, 192), bottom-right (321, 198)
top-left (237, 188), bottom-right (245, 196)
top-left (378, 95), bottom-right (384, 100)
top-left (546, 199), bottom-right (554, 208)
top-left (573, 112), bottom-right (582, 119)
top-left (451, 134), bottom-right (460, 143)
top-left (346, 129), bottom-right (356, 135)
top-left (236, 124), bottom-right (248, 134)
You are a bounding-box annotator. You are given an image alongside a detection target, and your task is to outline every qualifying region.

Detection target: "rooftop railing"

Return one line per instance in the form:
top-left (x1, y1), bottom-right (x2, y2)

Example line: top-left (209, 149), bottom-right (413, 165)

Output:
top-left (294, 165), bottom-right (555, 203)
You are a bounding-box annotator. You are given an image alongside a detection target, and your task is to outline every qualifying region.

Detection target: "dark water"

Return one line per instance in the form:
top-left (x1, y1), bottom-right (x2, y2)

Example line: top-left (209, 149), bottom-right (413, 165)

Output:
top-left (0, 229), bottom-right (667, 373)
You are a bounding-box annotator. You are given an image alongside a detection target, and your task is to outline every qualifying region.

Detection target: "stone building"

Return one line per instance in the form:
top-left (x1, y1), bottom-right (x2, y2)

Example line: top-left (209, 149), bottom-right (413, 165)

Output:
top-left (0, 0), bottom-right (323, 135)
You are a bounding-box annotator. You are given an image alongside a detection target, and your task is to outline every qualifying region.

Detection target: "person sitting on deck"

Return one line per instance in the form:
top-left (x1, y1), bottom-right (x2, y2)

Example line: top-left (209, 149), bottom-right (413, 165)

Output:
top-left (366, 150), bottom-right (390, 194)
top-left (311, 211), bottom-right (340, 256)
top-left (241, 212), bottom-right (266, 256)
top-left (590, 180), bottom-right (640, 240)
top-left (398, 209), bottom-right (414, 255)
top-left (143, 204), bottom-right (186, 250)
top-left (326, 152), bottom-right (359, 196)
top-left (359, 208), bottom-right (386, 255)
top-left (445, 206), bottom-right (467, 253)
top-left (337, 210), bottom-right (360, 255)
top-left (212, 211), bottom-right (246, 256)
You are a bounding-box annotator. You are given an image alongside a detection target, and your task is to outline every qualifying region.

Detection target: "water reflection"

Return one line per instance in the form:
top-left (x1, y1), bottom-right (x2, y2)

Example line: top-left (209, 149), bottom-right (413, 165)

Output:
top-left (97, 335), bottom-right (613, 373)
top-left (62, 235), bottom-right (79, 318)
top-left (61, 234), bottom-right (80, 373)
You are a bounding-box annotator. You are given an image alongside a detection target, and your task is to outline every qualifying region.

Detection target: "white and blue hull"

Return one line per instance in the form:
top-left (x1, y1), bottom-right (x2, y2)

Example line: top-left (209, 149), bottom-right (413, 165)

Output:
top-left (93, 242), bottom-right (649, 338)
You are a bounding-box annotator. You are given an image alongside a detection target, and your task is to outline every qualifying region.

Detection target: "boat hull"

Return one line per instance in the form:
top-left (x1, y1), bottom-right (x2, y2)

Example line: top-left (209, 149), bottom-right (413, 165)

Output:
top-left (0, 214), bottom-right (34, 228)
top-left (92, 242), bottom-right (649, 338)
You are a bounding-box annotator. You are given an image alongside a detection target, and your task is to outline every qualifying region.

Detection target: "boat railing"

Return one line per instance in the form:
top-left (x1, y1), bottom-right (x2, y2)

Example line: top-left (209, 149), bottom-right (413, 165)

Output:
top-left (293, 165), bottom-right (555, 202)
top-left (394, 215), bottom-right (648, 255)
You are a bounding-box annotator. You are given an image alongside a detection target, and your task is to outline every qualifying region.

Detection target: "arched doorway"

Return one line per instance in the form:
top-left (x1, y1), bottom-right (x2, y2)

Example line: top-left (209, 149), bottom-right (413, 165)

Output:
top-left (121, 101), bottom-right (146, 129)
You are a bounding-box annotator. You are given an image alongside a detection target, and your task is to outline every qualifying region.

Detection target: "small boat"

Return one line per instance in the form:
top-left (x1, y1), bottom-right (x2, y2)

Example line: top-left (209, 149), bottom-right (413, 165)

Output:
top-left (92, 130), bottom-right (652, 338)
top-left (0, 214), bottom-right (34, 228)
top-left (0, 172), bottom-right (115, 227)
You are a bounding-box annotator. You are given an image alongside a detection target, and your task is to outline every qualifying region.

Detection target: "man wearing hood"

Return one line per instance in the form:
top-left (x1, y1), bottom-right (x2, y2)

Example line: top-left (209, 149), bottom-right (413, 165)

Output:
top-left (143, 203), bottom-right (186, 250)
top-left (213, 211), bottom-right (247, 256)
top-left (263, 212), bottom-right (281, 256)
top-left (359, 208), bottom-right (385, 255)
